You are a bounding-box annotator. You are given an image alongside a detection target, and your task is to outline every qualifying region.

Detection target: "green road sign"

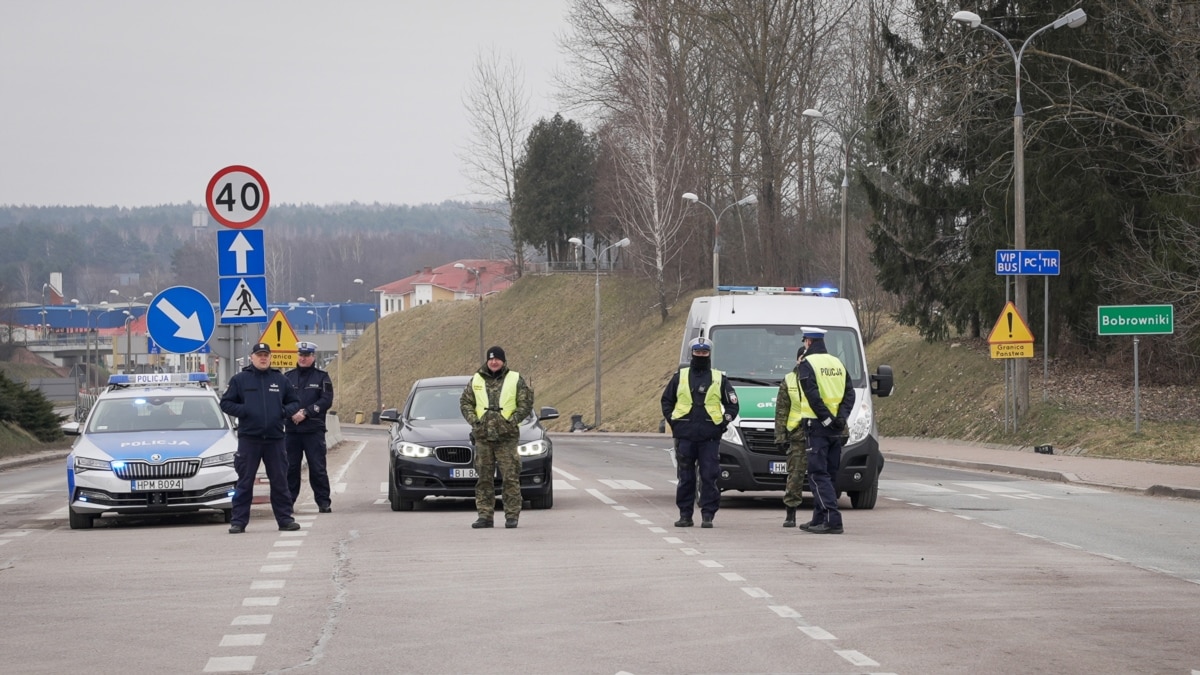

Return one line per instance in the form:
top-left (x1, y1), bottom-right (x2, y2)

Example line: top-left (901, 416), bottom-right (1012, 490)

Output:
top-left (1097, 304), bottom-right (1174, 336)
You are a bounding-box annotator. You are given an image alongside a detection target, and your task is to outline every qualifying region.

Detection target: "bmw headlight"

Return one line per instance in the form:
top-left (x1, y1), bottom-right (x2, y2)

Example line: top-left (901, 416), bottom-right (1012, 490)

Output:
top-left (396, 441), bottom-right (433, 458)
top-left (201, 452), bottom-right (236, 467)
top-left (517, 439), bottom-right (549, 456)
top-left (74, 456), bottom-right (111, 472)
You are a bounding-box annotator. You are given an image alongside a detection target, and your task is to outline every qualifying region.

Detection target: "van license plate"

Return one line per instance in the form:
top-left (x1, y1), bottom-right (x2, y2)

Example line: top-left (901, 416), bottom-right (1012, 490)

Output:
top-left (132, 479), bottom-right (184, 491)
top-left (450, 468), bottom-right (478, 479)
top-left (769, 462), bottom-right (788, 475)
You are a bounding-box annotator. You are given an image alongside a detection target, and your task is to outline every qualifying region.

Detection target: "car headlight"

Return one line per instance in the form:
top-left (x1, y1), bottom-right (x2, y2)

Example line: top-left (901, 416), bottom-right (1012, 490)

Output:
top-left (396, 441), bottom-right (432, 458)
top-left (848, 404), bottom-right (872, 445)
top-left (517, 439), bottom-right (549, 456)
top-left (74, 456), bottom-right (111, 472)
top-left (201, 452), bottom-right (236, 467)
top-left (721, 422), bottom-right (743, 446)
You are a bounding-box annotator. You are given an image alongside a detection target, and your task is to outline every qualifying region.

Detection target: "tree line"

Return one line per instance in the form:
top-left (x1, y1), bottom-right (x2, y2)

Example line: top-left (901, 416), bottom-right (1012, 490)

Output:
top-left (464, 0), bottom-right (1199, 376)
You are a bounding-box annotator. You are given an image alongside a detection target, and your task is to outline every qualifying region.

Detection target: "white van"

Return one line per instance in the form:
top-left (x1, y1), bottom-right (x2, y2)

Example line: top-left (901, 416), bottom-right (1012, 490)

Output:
top-left (676, 286), bottom-right (894, 509)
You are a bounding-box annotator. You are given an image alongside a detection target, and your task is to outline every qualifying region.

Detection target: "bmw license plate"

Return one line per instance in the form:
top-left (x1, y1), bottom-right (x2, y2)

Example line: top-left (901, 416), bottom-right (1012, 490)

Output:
top-left (132, 479), bottom-right (184, 491)
top-left (769, 462), bottom-right (788, 475)
top-left (450, 468), bottom-right (478, 479)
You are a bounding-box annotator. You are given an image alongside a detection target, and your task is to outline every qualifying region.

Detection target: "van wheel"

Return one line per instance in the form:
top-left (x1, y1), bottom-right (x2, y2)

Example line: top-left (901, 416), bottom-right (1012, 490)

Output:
top-left (68, 508), bottom-right (94, 530)
top-left (849, 478), bottom-right (879, 510)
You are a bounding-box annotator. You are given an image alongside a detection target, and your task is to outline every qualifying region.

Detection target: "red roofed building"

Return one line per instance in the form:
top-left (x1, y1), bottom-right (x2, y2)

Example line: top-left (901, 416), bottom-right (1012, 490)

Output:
top-left (371, 259), bottom-right (515, 318)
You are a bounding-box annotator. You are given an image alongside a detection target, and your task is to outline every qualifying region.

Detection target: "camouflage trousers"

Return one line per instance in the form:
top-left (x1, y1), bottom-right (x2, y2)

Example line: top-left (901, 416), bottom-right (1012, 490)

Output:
top-left (474, 439), bottom-right (522, 520)
top-left (783, 440), bottom-right (808, 508)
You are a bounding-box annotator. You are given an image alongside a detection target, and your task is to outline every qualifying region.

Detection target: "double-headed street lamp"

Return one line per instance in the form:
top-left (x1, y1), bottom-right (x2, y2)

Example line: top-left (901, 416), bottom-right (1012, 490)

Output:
top-left (568, 236), bottom-right (631, 429)
top-left (454, 263), bottom-right (484, 364)
top-left (681, 193), bottom-right (757, 292)
top-left (353, 278), bottom-right (383, 424)
top-left (952, 7), bottom-right (1087, 418)
top-left (802, 108), bottom-right (865, 297)
top-left (110, 289), bottom-right (153, 374)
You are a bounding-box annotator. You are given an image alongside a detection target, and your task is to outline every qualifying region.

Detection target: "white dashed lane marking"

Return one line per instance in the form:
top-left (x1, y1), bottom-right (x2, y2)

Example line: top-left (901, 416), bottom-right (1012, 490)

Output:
top-left (586, 482), bottom-right (894, 674)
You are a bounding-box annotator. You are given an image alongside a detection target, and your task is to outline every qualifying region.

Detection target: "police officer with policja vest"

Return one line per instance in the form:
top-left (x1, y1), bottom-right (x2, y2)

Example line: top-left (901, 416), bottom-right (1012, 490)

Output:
top-left (794, 327), bottom-right (855, 534)
top-left (459, 346), bottom-right (533, 529)
top-left (661, 336), bottom-right (739, 528)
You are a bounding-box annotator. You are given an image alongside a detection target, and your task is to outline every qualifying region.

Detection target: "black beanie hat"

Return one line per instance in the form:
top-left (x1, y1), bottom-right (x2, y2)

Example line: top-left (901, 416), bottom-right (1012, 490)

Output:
top-left (486, 346), bottom-right (506, 363)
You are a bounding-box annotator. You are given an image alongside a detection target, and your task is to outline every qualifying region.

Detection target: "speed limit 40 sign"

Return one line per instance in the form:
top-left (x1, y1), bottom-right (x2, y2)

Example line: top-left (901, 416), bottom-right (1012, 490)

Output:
top-left (206, 165), bottom-right (270, 229)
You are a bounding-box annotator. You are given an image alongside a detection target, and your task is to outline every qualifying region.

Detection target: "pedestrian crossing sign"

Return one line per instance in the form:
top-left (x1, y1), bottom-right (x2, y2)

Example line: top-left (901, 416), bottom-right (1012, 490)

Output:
top-left (257, 310), bottom-right (300, 369)
top-left (219, 276), bottom-right (268, 324)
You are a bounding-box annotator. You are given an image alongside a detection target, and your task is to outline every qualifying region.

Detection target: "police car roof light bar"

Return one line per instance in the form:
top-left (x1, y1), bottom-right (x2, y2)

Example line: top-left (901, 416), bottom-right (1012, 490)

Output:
top-left (106, 372), bottom-right (210, 389)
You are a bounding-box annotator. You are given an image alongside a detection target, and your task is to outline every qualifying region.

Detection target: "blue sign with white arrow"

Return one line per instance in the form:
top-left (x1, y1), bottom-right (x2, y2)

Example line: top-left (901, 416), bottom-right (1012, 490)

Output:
top-left (995, 249), bottom-right (1061, 276)
top-left (217, 229), bottom-right (265, 277)
top-left (146, 286), bottom-right (217, 354)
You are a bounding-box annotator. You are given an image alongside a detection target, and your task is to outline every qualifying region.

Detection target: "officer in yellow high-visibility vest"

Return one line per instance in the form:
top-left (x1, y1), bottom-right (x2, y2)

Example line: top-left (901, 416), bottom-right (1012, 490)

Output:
top-left (459, 345), bottom-right (533, 529)
top-left (795, 327), bottom-right (855, 535)
top-left (773, 344), bottom-right (810, 528)
top-left (660, 336), bottom-right (739, 528)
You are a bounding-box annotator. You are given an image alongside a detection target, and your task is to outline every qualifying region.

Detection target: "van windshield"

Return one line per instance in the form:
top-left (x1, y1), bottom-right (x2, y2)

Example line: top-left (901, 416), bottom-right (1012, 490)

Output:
top-left (707, 325), bottom-right (865, 386)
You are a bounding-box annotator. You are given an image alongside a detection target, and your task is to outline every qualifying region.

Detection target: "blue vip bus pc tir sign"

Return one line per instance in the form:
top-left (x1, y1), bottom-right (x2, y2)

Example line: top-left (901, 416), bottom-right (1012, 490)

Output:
top-left (995, 250), bottom-right (1061, 275)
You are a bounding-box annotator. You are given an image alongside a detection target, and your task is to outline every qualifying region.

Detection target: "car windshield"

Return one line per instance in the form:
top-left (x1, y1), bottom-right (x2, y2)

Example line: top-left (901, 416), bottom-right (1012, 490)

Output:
top-left (708, 325), bottom-right (865, 386)
top-left (86, 395), bottom-right (227, 433)
top-left (406, 386), bottom-right (466, 422)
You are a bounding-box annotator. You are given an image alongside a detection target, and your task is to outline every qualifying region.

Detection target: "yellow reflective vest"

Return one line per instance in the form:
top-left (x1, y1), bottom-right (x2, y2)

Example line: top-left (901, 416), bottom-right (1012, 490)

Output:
top-left (798, 353), bottom-right (846, 420)
top-left (472, 371), bottom-right (520, 420)
top-left (670, 368), bottom-right (725, 424)
top-left (783, 371), bottom-right (805, 432)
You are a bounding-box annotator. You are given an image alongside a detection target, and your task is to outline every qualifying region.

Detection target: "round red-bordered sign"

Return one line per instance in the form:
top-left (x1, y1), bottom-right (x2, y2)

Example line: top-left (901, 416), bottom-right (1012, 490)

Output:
top-left (206, 165), bottom-right (271, 229)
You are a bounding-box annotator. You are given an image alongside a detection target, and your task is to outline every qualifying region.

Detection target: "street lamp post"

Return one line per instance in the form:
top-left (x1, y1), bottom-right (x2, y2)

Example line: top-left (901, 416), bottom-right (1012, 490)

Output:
top-left (353, 279), bottom-right (383, 424)
top-left (40, 283), bottom-right (49, 341)
top-left (111, 289), bottom-right (153, 374)
top-left (802, 108), bottom-right (865, 297)
top-left (953, 7), bottom-right (1087, 419)
top-left (681, 193), bottom-right (757, 291)
top-left (454, 263), bottom-right (484, 363)
top-left (568, 236), bottom-right (631, 428)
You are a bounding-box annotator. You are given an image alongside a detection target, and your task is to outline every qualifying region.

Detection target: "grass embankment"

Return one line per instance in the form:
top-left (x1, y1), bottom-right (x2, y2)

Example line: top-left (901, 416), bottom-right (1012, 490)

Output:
top-left (326, 274), bottom-right (1198, 465)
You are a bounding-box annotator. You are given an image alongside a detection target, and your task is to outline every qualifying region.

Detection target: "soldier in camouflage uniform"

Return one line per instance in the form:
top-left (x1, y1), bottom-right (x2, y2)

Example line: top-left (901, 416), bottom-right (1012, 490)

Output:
top-left (459, 345), bottom-right (534, 529)
top-left (774, 345), bottom-right (810, 528)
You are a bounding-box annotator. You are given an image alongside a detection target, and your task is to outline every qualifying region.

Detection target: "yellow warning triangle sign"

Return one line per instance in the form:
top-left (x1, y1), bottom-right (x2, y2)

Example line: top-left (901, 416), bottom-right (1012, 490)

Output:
top-left (987, 301), bottom-right (1034, 344)
top-left (257, 310), bottom-right (301, 369)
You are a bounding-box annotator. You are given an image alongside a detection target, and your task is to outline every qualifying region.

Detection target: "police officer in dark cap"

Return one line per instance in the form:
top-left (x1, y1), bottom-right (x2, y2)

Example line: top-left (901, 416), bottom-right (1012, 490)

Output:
top-left (285, 341), bottom-right (334, 513)
top-left (220, 342), bottom-right (302, 533)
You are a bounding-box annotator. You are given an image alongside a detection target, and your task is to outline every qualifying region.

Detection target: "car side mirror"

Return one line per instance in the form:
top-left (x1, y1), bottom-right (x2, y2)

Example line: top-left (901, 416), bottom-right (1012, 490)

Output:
top-left (870, 365), bottom-right (894, 398)
top-left (379, 408), bottom-right (400, 424)
top-left (538, 406), bottom-right (560, 421)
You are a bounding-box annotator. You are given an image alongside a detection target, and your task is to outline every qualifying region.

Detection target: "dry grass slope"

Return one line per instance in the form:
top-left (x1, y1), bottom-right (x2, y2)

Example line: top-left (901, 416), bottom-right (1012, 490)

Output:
top-left (331, 275), bottom-right (1200, 465)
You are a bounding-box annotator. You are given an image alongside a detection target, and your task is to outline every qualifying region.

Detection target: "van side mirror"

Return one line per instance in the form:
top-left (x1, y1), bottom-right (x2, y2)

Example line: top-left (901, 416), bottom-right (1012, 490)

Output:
top-left (870, 364), bottom-right (894, 398)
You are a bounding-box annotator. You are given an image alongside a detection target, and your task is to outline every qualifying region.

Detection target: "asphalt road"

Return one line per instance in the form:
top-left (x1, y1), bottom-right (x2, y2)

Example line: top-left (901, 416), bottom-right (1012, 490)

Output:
top-left (1, 432), bottom-right (1198, 674)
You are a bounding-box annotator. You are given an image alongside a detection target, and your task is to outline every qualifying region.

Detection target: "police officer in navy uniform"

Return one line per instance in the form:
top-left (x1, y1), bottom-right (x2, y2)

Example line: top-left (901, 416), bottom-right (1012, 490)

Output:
top-left (661, 336), bottom-right (739, 528)
top-left (795, 327), bottom-right (855, 534)
top-left (285, 341), bottom-right (334, 513)
top-left (220, 342), bottom-right (302, 533)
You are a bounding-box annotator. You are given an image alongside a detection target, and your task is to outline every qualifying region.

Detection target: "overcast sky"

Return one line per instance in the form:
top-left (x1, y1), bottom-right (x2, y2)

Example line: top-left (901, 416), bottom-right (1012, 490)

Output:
top-left (0, 1), bottom-right (570, 208)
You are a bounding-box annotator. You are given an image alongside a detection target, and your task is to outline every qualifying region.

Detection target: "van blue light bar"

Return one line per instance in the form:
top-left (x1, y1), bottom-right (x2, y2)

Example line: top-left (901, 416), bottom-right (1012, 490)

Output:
top-left (716, 285), bottom-right (839, 296)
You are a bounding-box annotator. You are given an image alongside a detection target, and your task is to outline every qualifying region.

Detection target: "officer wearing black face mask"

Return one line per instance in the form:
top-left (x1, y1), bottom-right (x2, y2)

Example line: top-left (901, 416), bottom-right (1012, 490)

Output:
top-left (661, 336), bottom-right (739, 528)
top-left (795, 327), bottom-right (855, 535)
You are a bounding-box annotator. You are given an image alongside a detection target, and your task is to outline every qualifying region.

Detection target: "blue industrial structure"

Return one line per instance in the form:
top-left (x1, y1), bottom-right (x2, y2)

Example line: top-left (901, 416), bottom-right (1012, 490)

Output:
top-left (8, 302), bottom-right (377, 335)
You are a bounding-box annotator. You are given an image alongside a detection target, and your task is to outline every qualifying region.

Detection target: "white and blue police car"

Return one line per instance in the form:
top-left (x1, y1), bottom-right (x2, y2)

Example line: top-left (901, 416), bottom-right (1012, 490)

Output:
top-left (64, 373), bottom-right (237, 530)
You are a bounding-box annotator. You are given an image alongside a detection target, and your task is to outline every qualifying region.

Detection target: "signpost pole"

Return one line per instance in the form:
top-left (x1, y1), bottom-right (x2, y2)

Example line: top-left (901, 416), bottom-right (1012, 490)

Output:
top-left (1134, 336), bottom-right (1141, 434)
top-left (1043, 276), bottom-right (1049, 401)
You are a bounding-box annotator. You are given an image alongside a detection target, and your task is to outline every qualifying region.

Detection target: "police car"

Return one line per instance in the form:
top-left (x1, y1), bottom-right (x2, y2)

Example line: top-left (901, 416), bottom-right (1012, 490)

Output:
top-left (64, 373), bottom-right (237, 530)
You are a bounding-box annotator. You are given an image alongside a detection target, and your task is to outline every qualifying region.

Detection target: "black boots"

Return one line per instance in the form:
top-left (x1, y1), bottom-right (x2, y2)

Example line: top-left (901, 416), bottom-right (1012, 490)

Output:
top-left (783, 507), bottom-right (796, 528)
